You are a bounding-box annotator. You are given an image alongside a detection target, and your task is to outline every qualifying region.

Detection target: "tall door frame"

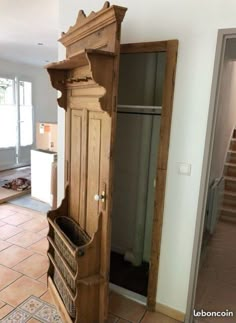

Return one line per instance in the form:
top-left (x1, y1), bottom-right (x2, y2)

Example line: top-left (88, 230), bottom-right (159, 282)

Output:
top-left (120, 40), bottom-right (178, 309)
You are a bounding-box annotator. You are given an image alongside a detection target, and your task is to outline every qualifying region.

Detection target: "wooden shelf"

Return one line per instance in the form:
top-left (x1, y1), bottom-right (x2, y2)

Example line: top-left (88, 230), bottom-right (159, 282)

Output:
top-left (46, 49), bottom-right (115, 70)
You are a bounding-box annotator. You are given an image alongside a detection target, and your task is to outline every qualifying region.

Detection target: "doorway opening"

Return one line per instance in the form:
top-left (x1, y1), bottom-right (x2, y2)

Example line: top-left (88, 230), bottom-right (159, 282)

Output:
top-left (185, 30), bottom-right (236, 323)
top-left (110, 51), bottom-right (165, 297)
top-left (0, 77), bottom-right (33, 170)
top-left (109, 40), bottom-right (178, 308)
top-left (194, 36), bottom-right (236, 320)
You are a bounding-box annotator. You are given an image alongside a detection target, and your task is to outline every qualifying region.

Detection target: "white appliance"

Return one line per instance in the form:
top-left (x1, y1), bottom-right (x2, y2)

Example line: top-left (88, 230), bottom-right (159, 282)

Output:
top-left (31, 149), bottom-right (57, 206)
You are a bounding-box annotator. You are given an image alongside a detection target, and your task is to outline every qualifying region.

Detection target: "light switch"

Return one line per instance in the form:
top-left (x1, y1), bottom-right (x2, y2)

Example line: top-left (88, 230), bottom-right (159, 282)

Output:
top-left (178, 163), bottom-right (191, 176)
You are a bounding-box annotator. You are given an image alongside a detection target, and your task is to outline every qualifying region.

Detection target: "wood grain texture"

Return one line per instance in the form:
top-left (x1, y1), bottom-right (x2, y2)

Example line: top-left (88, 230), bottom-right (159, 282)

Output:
top-left (121, 41), bottom-right (167, 53)
top-left (148, 40), bottom-right (178, 309)
top-left (70, 110), bottom-right (83, 224)
top-left (59, 3), bottom-right (127, 57)
top-left (157, 40), bottom-right (178, 170)
top-left (46, 2), bottom-right (126, 322)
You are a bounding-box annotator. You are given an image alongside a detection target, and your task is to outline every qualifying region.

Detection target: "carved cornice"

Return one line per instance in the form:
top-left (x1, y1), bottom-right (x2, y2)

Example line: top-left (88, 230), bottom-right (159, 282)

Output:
top-left (59, 2), bottom-right (127, 53)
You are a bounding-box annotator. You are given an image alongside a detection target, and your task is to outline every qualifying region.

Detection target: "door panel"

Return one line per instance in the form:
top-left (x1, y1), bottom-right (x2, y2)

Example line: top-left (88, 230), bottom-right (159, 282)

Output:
top-left (86, 113), bottom-right (102, 235)
top-left (70, 109), bottom-right (83, 224)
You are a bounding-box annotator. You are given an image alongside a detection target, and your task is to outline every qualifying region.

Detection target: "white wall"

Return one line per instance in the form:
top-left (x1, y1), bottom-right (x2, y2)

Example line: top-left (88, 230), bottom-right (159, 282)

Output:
top-left (210, 42), bottom-right (236, 182)
top-left (57, 0), bottom-right (236, 315)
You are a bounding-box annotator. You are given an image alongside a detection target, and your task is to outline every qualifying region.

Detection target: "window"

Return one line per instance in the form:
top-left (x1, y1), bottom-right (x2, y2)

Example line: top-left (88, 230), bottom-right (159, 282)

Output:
top-left (0, 78), bottom-right (16, 148)
top-left (19, 81), bottom-right (33, 146)
top-left (0, 77), bottom-right (33, 149)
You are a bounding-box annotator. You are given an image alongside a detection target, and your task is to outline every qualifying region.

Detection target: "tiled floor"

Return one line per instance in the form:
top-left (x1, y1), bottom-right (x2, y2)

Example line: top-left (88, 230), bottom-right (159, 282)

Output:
top-left (195, 220), bottom-right (236, 323)
top-left (0, 202), bottom-right (179, 322)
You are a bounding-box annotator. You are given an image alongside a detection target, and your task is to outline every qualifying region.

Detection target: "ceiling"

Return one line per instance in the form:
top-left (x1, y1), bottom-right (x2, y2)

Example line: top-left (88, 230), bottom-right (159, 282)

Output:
top-left (0, 0), bottom-right (59, 66)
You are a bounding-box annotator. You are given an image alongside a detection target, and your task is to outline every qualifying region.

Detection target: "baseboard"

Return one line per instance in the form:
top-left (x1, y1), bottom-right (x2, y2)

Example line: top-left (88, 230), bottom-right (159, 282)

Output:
top-left (109, 283), bottom-right (146, 305)
top-left (155, 302), bottom-right (185, 322)
top-left (0, 163), bottom-right (30, 172)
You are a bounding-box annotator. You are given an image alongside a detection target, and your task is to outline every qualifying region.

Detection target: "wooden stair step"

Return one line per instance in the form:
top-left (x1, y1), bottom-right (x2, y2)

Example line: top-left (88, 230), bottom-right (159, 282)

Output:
top-left (227, 150), bottom-right (236, 161)
top-left (225, 162), bottom-right (236, 167)
top-left (224, 176), bottom-right (236, 182)
top-left (228, 150), bottom-right (236, 154)
top-left (230, 139), bottom-right (236, 150)
top-left (233, 128), bottom-right (236, 139)
top-left (223, 190), bottom-right (236, 207)
top-left (221, 206), bottom-right (236, 216)
top-left (224, 190), bottom-right (236, 197)
top-left (224, 163), bottom-right (236, 176)
top-left (220, 214), bottom-right (236, 224)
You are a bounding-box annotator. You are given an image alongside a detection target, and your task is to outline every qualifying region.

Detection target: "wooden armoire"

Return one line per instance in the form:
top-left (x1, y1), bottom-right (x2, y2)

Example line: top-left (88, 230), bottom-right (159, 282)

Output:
top-left (46, 2), bottom-right (127, 323)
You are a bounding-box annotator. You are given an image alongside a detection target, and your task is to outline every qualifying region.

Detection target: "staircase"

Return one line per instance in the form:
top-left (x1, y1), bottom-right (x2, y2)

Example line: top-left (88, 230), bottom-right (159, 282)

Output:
top-left (221, 129), bottom-right (236, 223)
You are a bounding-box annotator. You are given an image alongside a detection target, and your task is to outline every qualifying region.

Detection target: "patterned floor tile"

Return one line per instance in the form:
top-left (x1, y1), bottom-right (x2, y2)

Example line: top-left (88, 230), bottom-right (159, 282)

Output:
top-left (1, 308), bottom-right (30, 322)
top-left (1, 295), bottom-right (62, 323)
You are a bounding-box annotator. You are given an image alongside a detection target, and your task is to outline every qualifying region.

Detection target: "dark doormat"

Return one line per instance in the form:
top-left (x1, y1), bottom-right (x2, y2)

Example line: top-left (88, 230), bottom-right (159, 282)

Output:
top-left (110, 251), bottom-right (149, 296)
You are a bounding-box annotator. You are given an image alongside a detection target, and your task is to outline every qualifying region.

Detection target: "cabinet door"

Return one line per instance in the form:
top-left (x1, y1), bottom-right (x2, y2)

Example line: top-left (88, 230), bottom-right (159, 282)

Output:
top-left (69, 109), bottom-right (111, 237)
top-left (86, 111), bottom-right (111, 236)
top-left (69, 103), bottom-right (113, 317)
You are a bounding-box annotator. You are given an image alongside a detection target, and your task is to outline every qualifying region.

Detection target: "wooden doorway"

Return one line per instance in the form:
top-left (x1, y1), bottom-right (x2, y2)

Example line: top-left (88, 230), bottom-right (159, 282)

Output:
top-left (110, 40), bottom-right (178, 310)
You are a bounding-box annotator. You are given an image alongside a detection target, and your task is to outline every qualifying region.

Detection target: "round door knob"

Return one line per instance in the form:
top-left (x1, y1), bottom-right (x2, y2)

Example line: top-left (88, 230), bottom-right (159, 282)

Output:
top-left (94, 192), bottom-right (105, 202)
top-left (94, 194), bottom-right (101, 201)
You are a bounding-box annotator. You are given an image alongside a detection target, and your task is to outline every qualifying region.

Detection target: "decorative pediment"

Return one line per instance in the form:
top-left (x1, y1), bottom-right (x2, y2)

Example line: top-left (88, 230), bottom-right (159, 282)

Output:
top-left (59, 2), bottom-right (127, 57)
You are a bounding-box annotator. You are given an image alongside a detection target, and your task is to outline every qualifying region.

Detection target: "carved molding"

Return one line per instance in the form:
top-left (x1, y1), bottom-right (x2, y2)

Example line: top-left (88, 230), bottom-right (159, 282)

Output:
top-left (46, 50), bottom-right (114, 113)
top-left (59, 2), bottom-right (127, 56)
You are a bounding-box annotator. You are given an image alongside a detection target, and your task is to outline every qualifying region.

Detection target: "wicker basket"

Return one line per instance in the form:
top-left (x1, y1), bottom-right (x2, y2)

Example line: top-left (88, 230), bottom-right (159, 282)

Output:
top-left (54, 252), bottom-right (76, 292)
top-left (53, 269), bottom-right (76, 318)
top-left (54, 216), bottom-right (90, 273)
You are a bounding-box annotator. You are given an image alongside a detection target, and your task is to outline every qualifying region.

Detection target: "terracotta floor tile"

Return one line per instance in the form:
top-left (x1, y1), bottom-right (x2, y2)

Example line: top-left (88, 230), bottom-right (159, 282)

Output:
top-left (7, 231), bottom-right (43, 247)
top-left (0, 204), bottom-right (23, 212)
top-left (16, 207), bottom-right (44, 218)
top-left (0, 224), bottom-right (22, 240)
top-left (38, 227), bottom-right (49, 237)
top-left (27, 318), bottom-right (41, 323)
top-left (109, 292), bottom-right (146, 322)
top-left (2, 212), bottom-right (33, 225)
top-left (40, 290), bottom-right (56, 306)
top-left (13, 254), bottom-right (49, 279)
top-left (0, 240), bottom-right (11, 252)
top-left (0, 208), bottom-right (16, 219)
top-left (0, 264), bottom-right (22, 290)
top-left (27, 318), bottom-right (42, 323)
top-left (107, 313), bottom-right (119, 322)
top-left (0, 276), bottom-right (47, 307)
top-left (0, 300), bottom-right (5, 308)
top-left (18, 218), bottom-right (48, 233)
top-left (141, 311), bottom-right (180, 323)
top-left (0, 304), bottom-right (14, 319)
top-left (38, 273), bottom-right (47, 284)
top-left (0, 220), bottom-right (6, 227)
top-left (28, 238), bottom-right (49, 255)
top-left (0, 245), bottom-right (33, 267)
